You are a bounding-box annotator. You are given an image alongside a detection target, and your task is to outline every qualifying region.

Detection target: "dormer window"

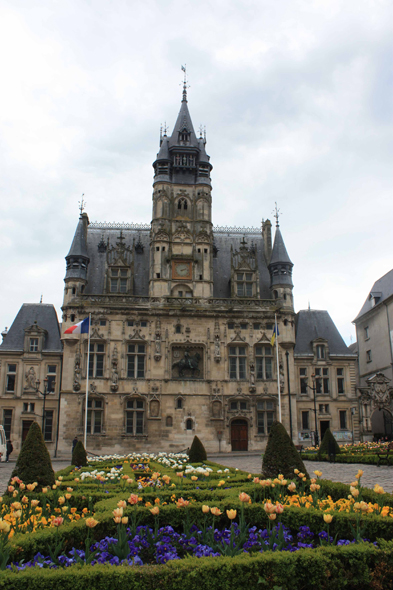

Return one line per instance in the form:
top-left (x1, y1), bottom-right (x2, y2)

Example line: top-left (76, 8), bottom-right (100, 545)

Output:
top-left (30, 338), bottom-right (39, 352)
top-left (236, 272), bottom-right (254, 297)
top-left (110, 268), bottom-right (129, 293)
top-left (316, 344), bottom-right (325, 359)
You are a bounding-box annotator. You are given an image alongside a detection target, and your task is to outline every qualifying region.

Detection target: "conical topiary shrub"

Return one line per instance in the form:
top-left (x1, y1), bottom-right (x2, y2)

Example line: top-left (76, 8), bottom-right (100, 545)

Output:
top-left (9, 422), bottom-right (55, 490)
top-left (317, 428), bottom-right (340, 459)
top-left (188, 435), bottom-right (207, 463)
top-left (262, 421), bottom-right (309, 479)
top-left (72, 440), bottom-right (88, 467)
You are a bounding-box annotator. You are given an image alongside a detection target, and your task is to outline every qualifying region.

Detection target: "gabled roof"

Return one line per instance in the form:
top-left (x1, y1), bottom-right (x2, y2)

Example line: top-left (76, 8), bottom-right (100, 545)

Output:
top-left (0, 304), bottom-right (62, 352)
top-left (354, 268), bottom-right (393, 321)
top-left (294, 309), bottom-right (352, 356)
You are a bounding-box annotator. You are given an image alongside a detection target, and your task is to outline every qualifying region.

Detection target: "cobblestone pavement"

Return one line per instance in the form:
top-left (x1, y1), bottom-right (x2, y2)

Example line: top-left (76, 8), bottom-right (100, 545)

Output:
top-left (208, 453), bottom-right (393, 492)
top-left (0, 460), bottom-right (70, 496)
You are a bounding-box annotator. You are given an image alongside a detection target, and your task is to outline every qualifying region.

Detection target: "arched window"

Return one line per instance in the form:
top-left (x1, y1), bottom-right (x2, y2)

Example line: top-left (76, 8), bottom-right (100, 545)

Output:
top-left (166, 416), bottom-right (173, 427)
top-left (176, 398), bottom-right (183, 409)
top-left (177, 197), bottom-right (188, 211)
top-left (186, 418), bottom-right (193, 430)
top-left (273, 290), bottom-right (279, 299)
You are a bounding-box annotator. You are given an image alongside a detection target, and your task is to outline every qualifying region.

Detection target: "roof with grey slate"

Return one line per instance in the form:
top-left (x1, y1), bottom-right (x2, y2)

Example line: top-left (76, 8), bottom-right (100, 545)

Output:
top-left (0, 304), bottom-right (62, 352)
top-left (354, 268), bottom-right (393, 321)
top-left (78, 225), bottom-right (273, 299)
top-left (294, 309), bottom-right (353, 356)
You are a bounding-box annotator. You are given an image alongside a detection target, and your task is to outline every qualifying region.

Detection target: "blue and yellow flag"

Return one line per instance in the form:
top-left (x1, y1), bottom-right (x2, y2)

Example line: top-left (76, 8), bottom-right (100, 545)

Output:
top-left (270, 324), bottom-right (279, 347)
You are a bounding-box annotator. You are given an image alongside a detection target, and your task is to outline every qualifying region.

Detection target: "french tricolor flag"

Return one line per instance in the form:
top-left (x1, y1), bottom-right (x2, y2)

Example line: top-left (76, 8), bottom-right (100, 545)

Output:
top-left (64, 317), bottom-right (90, 334)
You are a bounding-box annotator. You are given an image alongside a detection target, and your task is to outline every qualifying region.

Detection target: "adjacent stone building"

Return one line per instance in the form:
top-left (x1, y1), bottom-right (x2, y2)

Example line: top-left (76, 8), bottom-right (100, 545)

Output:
top-left (0, 304), bottom-right (62, 455)
top-left (353, 269), bottom-right (393, 439)
top-left (294, 310), bottom-right (358, 446)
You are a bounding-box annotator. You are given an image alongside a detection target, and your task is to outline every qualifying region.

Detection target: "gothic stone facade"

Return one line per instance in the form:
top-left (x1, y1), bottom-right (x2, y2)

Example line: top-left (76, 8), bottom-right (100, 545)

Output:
top-left (58, 88), bottom-right (298, 455)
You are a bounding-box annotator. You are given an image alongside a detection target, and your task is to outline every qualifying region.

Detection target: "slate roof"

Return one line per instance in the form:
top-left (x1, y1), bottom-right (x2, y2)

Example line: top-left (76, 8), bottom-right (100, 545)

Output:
top-left (66, 214), bottom-right (89, 259)
top-left (354, 268), bottom-right (393, 321)
top-left (168, 97), bottom-right (199, 149)
top-left (82, 225), bottom-right (272, 299)
top-left (294, 309), bottom-right (353, 356)
top-left (0, 304), bottom-right (62, 352)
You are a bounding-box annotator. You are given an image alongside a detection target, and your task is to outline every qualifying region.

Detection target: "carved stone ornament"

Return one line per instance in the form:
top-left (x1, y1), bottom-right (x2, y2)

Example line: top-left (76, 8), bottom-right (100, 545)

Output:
top-left (361, 373), bottom-right (393, 411)
top-left (73, 351), bottom-right (81, 392)
top-left (110, 345), bottom-right (119, 392)
top-left (172, 346), bottom-right (203, 379)
top-left (24, 366), bottom-right (37, 390)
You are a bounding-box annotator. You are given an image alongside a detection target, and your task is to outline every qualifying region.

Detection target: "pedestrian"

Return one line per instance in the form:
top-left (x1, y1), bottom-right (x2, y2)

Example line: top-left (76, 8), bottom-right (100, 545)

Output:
top-left (72, 436), bottom-right (78, 453)
top-left (6, 440), bottom-right (13, 462)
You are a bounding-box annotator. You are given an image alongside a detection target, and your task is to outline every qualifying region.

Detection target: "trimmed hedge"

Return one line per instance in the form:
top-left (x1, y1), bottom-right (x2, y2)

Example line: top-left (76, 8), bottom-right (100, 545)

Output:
top-left (1, 542), bottom-right (393, 589)
top-left (303, 453), bottom-right (393, 465)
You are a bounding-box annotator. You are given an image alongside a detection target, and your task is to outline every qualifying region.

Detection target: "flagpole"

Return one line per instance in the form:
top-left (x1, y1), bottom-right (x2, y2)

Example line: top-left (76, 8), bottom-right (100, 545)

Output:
top-left (84, 313), bottom-right (91, 450)
top-left (275, 313), bottom-right (282, 422)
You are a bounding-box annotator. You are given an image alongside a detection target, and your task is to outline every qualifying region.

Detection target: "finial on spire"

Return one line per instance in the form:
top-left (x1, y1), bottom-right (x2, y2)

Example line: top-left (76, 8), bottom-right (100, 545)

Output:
top-left (40, 294), bottom-right (43, 304)
top-left (273, 201), bottom-right (281, 227)
top-left (308, 300), bottom-right (311, 310)
top-left (181, 64), bottom-right (190, 102)
top-left (199, 124), bottom-right (203, 139)
top-left (163, 121), bottom-right (168, 136)
top-left (78, 194), bottom-right (86, 217)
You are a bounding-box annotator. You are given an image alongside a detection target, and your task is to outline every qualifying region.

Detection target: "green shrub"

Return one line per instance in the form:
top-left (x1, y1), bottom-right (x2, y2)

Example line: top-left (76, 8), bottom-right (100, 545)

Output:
top-left (188, 435), bottom-right (207, 463)
top-left (317, 428), bottom-right (340, 459)
top-left (262, 421), bottom-right (309, 479)
top-left (9, 421), bottom-right (55, 490)
top-left (72, 440), bottom-right (88, 467)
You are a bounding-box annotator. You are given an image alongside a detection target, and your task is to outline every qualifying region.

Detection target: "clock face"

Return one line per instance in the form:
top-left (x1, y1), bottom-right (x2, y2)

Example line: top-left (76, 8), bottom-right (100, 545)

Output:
top-left (172, 261), bottom-right (191, 279)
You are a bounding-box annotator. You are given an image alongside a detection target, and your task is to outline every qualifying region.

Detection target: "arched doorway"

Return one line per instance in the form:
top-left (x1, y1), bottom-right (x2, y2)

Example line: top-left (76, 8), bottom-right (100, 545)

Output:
top-left (371, 409), bottom-right (393, 439)
top-left (231, 419), bottom-right (248, 451)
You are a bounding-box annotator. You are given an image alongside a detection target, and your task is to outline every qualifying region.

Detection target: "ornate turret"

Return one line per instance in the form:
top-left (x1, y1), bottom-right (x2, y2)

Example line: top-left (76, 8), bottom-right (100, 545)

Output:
top-left (65, 212), bottom-right (90, 281)
top-left (153, 73), bottom-right (212, 187)
top-left (268, 207), bottom-right (293, 309)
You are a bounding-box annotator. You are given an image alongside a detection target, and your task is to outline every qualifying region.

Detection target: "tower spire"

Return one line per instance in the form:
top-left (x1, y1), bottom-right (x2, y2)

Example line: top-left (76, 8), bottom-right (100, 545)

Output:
top-left (181, 64), bottom-right (189, 102)
top-left (273, 201), bottom-right (281, 227)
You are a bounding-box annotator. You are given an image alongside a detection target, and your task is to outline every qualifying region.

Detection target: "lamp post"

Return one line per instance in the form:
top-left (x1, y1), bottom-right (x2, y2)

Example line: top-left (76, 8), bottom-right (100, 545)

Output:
top-left (305, 374), bottom-right (320, 447)
top-left (285, 351), bottom-right (293, 440)
top-left (35, 378), bottom-right (54, 433)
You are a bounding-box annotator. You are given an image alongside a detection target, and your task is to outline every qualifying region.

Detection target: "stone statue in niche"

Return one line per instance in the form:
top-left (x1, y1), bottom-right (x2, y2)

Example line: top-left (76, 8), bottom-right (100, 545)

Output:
top-left (73, 352), bottom-right (81, 392)
top-left (110, 345), bottom-right (119, 392)
top-left (154, 331), bottom-right (161, 361)
top-left (214, 335), bottom-right (221, 362)
top-left (212, 400), bottom-right (221, 418)
top-left (25, 367), bottom-right (37, 390)
top-left (249, 363), bottom-right (256, 392)
top-left (150, 400), bottom-right (160, 418)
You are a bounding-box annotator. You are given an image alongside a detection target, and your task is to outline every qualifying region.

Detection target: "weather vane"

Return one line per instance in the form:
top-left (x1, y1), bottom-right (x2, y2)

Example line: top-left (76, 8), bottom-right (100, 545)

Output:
top-left (273, 202), bottom-right (281, 227)
top-left (180, 65), bottom-right (190, 100)
top-left (78, 194), bottom-right (86, 216)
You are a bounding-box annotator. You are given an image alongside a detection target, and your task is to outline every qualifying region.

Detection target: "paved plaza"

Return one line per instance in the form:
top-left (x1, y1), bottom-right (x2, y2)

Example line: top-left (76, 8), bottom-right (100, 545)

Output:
top-left (1, 454), bottom-right (392, 495)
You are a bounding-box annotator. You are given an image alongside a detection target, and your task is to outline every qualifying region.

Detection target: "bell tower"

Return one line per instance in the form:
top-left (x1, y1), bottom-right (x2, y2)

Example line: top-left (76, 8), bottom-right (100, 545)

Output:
top-left (150, 70), bottom-right (213, 298)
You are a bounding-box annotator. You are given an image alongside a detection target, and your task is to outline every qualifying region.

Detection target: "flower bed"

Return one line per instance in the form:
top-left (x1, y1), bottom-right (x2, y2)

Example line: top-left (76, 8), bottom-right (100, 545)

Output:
top-left (1, 456), bottom-right (393, 589)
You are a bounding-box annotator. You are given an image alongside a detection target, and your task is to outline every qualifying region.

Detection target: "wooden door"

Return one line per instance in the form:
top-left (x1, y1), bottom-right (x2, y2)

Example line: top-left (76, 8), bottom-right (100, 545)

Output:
top-left (231, 420), bottom-right (248, 451)
top-left (22, 420), bottom-right (34, 444)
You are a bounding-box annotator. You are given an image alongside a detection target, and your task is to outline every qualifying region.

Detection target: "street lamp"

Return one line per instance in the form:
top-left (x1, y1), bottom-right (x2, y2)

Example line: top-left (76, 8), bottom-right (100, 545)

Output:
top-left (305, 374), bottom-right (320, 447)
top-left (35, 378), bottom-right (54, 433)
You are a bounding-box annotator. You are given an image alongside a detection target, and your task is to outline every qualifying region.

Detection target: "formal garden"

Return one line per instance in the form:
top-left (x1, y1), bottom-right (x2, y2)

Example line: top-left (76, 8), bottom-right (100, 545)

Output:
top-left (1, 422), bottom-right (393, 589)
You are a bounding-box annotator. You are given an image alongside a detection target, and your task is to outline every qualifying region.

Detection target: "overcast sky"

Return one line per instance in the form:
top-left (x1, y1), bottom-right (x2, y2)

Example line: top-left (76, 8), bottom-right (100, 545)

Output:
top-left (1, 0), bottom-right (392, 344)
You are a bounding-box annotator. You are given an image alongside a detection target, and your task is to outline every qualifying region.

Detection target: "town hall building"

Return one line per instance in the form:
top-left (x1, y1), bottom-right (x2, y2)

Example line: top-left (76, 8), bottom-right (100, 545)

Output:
top-left (0, 81), bottom-right (358, 456)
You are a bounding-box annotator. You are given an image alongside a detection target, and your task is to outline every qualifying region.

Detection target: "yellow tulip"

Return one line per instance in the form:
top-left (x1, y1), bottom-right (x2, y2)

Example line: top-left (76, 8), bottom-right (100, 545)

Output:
top-left (150, 506), bottom-right (159, 516)
top-left (85, 517), bottom-right (99, 528)
top-left (323, 513), bottom-right (333, 524)
top-left (202, 505), bottom-right (210, 514)
top-left (226, 509), bottom-right (237, 520)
